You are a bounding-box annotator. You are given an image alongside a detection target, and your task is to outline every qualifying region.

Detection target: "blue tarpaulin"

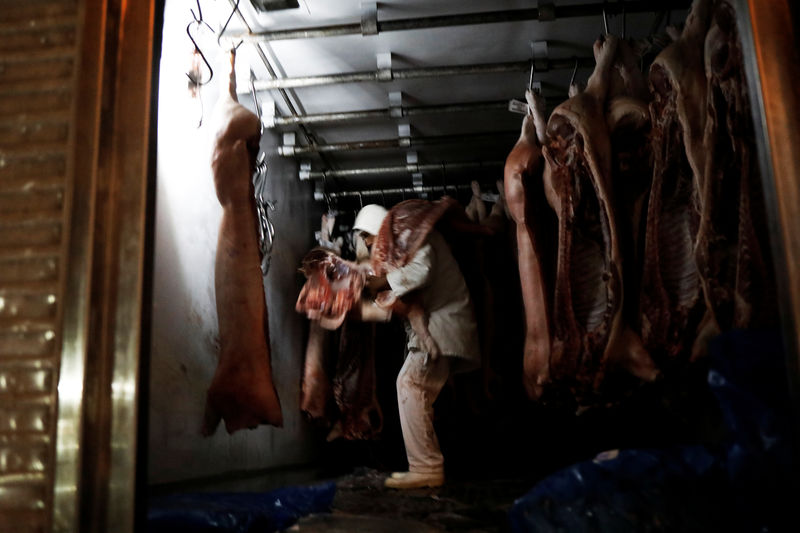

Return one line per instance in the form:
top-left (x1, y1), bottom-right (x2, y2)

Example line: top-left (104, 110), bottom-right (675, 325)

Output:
top-left (147, 481), bottom-right (336, 533)
top-left (509, 330), bottom-right (796, 532)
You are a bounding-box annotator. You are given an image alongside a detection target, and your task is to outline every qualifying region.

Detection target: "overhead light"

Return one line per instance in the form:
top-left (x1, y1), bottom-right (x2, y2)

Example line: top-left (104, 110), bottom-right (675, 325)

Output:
top-left (249, 0), bottom-right (300, 12)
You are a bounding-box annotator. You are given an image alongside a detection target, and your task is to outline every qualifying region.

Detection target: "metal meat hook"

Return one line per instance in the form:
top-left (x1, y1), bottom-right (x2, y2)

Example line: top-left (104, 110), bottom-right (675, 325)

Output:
top-left (218, 0), bottom-right (244, 50)
top-left (528, 57), bottom-right (536, 91)
top-left (186, 20), bottom-right (214, 86)
top-left (570, 57), bottom-right (579, 87)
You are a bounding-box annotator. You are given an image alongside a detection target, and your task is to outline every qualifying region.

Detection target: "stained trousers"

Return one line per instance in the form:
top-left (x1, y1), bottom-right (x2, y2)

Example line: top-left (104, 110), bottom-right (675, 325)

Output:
top-left (396, 350), bottom-right (451, 474)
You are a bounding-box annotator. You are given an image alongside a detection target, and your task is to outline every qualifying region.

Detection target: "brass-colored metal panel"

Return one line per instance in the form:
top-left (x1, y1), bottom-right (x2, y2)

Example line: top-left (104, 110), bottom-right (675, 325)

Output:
top-left (101, 0), bottom-right (156, 528)
top-left (0, 256), bottom-right (59, 284)
top-left (0, 188), bottom-right (65, 214)
top-left (0, 151), bottom-right (67, 179)
top-left (0, 291), bottom-right (58, 320)
top-left (0, 118), bottom-right (71, 146)
top-left (52, 0), bottom-right (104, 528)
top-left (0, 364), bottom-right (55, 397)
top-left (0, 478), bottom-right (47, 509)
top-left (0, 220), bottom-right (63, 248)
top-left (0, 58), bottom-right (75, 85)
top-left (0, 28), bottom-right (77, 53)
top-left (0, 403), bottom-right (51, 434)
top-left (2, 3), bottom-right (79, 24)
top-left (0, 1), bottom-right (85, 532)
top-left (0, 328), bottom-right (57, 359)
top-left (0, 89), bottom-right (73, 117)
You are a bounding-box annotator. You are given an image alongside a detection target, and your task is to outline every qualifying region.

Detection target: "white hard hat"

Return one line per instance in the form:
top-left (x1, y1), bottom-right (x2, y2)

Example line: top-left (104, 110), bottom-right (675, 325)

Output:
top-left (353, 204), bottom-right (388, 236)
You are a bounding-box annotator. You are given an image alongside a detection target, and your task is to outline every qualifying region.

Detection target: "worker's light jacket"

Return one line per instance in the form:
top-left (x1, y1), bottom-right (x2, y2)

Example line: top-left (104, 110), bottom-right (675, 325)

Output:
top-left (385, 230), bottom-right (481, 372)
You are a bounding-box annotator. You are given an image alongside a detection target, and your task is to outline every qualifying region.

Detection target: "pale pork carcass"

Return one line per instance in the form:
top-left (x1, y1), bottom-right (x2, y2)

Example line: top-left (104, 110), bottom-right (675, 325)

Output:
top-left (202, 49), bottom-right (283, 435)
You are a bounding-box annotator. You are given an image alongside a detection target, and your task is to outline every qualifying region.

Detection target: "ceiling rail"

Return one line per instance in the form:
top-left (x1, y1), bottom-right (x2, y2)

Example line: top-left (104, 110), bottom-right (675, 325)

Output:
top-left (314, 183), bottom-right (474, 201)
top-left (268, 99), bottom-right (514, 127)
top-left (225, 1), bottom-right (691, 42)
top-left (250, 57), bottom-right (595, 91)
top-left (302, 160), bottom-right (504, 180)
top-left (279, 131), bottom-right (519, 156)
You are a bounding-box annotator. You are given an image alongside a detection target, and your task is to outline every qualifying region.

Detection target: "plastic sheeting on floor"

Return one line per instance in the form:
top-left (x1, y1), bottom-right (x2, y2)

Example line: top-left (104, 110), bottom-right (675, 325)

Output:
top-left (509, 330), bottom-right (796, 532)
top-left (147, 481), bottom-right (336, 533)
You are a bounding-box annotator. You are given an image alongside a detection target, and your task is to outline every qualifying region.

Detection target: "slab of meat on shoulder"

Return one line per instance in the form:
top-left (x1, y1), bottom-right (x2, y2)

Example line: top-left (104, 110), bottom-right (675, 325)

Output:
top-left (503, 89), bottom-right (554, 400)
top-left (694, 0), bottom-right (775, 337)
top-left (640, 0), bottom-right (713, 363)
top-left (202, 50), bottom-right (282, 435)
top-left (543, 34), bottom-right (656, 395)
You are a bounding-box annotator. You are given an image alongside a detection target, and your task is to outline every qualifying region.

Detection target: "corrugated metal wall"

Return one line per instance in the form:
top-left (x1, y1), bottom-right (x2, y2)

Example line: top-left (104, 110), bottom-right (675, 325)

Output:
top-left (0, 2), bottom-right (80, 532)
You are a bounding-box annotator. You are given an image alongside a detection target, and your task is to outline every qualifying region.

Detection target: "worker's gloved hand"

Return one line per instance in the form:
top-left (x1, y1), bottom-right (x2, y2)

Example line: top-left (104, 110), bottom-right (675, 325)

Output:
top-left (374, 290), bottom-right (397, 309)
top-left (358, 299), bottom-right (392, 323)
top-left (365, 274), bottom-right (389, 295)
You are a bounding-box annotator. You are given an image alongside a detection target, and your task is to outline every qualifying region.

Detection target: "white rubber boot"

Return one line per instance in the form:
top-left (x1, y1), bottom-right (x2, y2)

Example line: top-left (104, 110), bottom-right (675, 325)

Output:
top-left (384, 471), bottom-right (444, 489)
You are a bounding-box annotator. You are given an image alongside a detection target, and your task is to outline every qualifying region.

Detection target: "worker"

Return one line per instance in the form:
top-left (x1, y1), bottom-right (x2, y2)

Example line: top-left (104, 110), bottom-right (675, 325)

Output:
top-left (352, 203), bottom-right (481, 489)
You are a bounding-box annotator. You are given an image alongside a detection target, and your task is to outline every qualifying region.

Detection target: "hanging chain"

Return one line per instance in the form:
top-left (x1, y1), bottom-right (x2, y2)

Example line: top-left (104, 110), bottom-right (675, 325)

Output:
top-left (253, 152), bottom-right (275, 276)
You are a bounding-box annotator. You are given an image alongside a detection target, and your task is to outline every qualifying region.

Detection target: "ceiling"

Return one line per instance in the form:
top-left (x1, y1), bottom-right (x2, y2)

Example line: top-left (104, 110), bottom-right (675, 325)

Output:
top-left (191, 0), bottom-right (689, 199)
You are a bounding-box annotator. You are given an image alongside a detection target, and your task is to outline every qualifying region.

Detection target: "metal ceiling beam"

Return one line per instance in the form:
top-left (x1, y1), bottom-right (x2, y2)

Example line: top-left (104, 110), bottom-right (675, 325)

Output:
top-left (314, 183), bottom-right (473, 201)
top-left (226, 0), bottom-right (691, 42)
top-left (302, 160), bottom-right (504, 180)
top-left (268, 99), bottom-right (513, 127)
top-left (278, 131), bottom-right (519, 156)
top-left (252, 57), bottom-right (594, 91)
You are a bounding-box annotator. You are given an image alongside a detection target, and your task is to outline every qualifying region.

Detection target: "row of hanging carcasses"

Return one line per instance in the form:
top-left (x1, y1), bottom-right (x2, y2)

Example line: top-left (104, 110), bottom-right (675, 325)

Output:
top-left (504, 0), bottom-right (776, 405)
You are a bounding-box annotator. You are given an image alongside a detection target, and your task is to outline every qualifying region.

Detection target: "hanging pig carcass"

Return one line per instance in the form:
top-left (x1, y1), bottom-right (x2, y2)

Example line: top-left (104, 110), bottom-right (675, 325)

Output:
top-left (606, 37), bottom-right (653, 336)
top-left (503, 89), bottom-right (555, 400)
top-left (639, 0), bottom-right (714, 363)
top-left (542, 34), bottom-right (657, 398)
top-left (694, 0), bottom-right (775, 336)
top-left (202, 49), bottom-right (283, 435)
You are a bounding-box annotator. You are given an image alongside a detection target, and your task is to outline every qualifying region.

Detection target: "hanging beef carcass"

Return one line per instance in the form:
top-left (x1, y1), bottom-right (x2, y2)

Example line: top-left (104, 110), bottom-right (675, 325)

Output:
top-left (503, 89), bottom-right (554, 399)
top-left (694, 0), bottom-right (775, 335)
top-left (542, 34), bottom-right (657, 394)
top-left (202, 50), bottom-right (283, 434)
top-left (296, 243), bottom-right (384, 438)
top-left (300, 215), bottom-right (343, 424)
top-left (301, 320), bottom-right (332, 422)
top-left (327, 319), bottom-right (384, 441)
top-left (640, 0), bottom-right (714, 362)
